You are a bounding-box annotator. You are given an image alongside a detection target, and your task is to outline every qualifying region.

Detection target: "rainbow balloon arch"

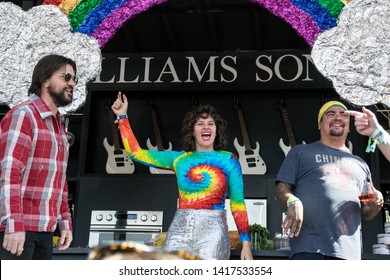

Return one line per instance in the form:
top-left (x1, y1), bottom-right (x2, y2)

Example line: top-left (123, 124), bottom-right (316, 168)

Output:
top-left (1, 0), bottom-right (388, 108)
top-left (41, 0), bottom-right (350, 48)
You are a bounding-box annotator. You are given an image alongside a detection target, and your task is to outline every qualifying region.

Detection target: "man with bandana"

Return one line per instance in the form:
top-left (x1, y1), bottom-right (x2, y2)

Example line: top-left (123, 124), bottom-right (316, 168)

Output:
top-left (275, 101), bottom-right (384, 260)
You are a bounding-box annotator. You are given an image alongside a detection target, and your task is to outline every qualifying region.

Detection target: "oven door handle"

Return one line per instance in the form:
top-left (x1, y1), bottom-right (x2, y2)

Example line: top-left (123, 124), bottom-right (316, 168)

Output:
top-left (89, 227), bottom-right (162, 233)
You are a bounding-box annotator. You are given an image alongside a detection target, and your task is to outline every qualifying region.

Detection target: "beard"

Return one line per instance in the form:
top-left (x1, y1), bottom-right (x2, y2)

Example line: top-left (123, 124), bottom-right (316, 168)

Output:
top-left (329, 127), bottom-right (345, 137)
top-left (48, 85), bottom-right (73, 107)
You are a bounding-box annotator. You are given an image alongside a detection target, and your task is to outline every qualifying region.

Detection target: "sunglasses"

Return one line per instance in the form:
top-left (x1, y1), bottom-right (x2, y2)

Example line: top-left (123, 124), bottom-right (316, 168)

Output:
top-left (58, 73), bottom-right (78, 85)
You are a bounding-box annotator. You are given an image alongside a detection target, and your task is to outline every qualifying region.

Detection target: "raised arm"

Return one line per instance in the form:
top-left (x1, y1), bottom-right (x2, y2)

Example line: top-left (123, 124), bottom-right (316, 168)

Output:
top-left (111, 91), bottom-right (140, 157)
top-left (111, 91), bottom-right (128, 116)
top-left (111, 92), bottom-right (178, 169)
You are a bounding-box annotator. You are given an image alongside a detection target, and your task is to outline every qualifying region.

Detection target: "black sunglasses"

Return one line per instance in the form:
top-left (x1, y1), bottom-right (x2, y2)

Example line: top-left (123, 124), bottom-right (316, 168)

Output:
top-left (58, 73), bottom-right (78, 85)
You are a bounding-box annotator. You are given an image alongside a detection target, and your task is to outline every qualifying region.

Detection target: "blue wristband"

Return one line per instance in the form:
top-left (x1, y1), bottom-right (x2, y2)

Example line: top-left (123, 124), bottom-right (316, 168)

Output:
top-left (116, 114), bottom-right (128, 120)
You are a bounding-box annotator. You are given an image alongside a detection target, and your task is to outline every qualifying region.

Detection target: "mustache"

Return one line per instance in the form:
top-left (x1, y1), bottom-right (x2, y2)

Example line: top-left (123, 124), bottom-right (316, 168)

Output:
top-left (64, 86), bottom-right (73, 92)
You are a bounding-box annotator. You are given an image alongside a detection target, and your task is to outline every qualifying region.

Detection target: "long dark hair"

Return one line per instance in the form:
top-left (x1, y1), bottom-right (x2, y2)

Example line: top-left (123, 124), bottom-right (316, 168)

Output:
top-left (181, 104), bottom-right (228, 152)
top-left (28, 54), bottom-right (77, 96)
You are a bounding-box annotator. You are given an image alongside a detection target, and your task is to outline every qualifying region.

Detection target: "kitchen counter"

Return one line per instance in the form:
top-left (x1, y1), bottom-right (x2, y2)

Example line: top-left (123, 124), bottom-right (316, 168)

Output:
top-left (53, 247), bottom-right (390, 260)
top-left (52, 247), bottom-right (290, 260)
top-left (53, 247), bottom-right (90, 260)
top-left (52, 248), bottom-right (290, 260)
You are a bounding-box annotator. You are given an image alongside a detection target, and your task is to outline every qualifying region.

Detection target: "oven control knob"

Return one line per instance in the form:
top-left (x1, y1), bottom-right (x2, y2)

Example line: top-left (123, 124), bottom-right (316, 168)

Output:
top-left (141, 215), bottom-right (148, 222)
top-left (150, 215), bottom-right (158, 222)
top-left (96, 214), bottom-right (103, 221)
top-left (106, 214), bottom-right (113, 221)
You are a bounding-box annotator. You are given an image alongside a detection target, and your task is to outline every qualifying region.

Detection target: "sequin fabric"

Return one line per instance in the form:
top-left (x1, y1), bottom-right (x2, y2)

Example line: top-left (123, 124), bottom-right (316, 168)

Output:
top-left (163, 209), bottom-right (230, 260)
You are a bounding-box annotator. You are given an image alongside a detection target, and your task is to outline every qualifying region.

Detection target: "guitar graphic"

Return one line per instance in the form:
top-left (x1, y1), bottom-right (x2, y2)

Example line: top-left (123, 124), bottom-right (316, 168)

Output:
top-left (146, 99), bottom-right (174, 174)
top-left (103, 100), bottom-right (135, 174)
top-left (278, 98), bottom-right (306, 157)
top-left (233, 97), bottom-right (267, 175)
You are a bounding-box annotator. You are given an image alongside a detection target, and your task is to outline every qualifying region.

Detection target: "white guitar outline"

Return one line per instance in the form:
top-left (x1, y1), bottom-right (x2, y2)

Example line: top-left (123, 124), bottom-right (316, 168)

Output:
top-left (233, 97), bottom-right (267, 175)
top-left (103, 138), bottom-right (135, 174)
top-left (278, 98), bottom-right (305, 157)
top-left (103, 100), bottom-right (135, 174)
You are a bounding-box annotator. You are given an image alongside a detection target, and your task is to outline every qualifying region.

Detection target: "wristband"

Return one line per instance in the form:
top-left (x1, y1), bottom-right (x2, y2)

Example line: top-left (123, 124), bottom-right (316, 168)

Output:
top-left (370, 128), bottom-right (381, 139)
top-left (366, 126), bottom-right (389, 153)
top-left (287, 197), bottom-right (301, 207)
top-left (116, 114), bottom-right (128, 120)
top-left (115, 114), bottom-right (128, 124)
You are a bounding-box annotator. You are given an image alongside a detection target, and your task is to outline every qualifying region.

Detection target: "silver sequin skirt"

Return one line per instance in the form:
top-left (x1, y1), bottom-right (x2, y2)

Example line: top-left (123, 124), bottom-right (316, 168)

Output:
top-left (162, 209), bottom-right (230, 260)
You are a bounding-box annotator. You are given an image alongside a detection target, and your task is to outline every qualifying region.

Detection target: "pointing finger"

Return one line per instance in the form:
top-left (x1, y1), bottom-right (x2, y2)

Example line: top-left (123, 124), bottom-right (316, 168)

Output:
top-left (344, 110), bottom-right (365, 118)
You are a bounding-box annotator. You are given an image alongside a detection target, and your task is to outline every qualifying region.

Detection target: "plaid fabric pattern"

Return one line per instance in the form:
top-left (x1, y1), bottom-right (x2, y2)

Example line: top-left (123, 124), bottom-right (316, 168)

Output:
top-left (0, 95), bottom-right (72, 234)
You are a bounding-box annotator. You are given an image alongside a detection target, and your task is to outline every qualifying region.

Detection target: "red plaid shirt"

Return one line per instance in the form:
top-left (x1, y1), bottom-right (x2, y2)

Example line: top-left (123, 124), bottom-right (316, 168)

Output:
top-left (0, 95), bottom-right (72, 234)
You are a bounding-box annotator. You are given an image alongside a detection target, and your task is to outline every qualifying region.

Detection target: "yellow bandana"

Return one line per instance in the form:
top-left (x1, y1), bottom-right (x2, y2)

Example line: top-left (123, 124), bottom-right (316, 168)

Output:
top-left (318, 101), bottom-right (348, 125)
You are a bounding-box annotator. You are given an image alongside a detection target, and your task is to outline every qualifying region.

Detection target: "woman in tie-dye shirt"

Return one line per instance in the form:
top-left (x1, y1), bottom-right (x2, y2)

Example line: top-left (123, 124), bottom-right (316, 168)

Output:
top-left (112, 92), bottom-right (252, 260)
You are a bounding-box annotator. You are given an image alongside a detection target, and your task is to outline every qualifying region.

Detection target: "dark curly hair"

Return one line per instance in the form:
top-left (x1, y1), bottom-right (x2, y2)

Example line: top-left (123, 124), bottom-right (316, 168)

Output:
top-left (181, 104), bottom-right (228, 152)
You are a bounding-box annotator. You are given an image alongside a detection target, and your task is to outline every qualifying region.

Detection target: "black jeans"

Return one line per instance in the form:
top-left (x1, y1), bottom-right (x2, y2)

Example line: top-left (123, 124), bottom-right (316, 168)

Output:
top-left (0, 231), bottom-right (53, 260)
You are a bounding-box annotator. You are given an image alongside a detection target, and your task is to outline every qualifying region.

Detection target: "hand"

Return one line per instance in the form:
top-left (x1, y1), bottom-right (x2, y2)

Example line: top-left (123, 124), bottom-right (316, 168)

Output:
top-left (362, 188), bottom-right (384, 220)
top-left (365, 189), bottom-right (384, 209)
top-left (2, 231), bottom-right (25, 256)
top-left (282, 201), bottom-right (304, 238)
top-left (345, 107), bottom-right (379, 137)
top-left (240, 241), bottom-right (253, 260)
top-left (57, 229), bottom-right (73, 250)
top-left (111, 91), bottom-right (128, 116)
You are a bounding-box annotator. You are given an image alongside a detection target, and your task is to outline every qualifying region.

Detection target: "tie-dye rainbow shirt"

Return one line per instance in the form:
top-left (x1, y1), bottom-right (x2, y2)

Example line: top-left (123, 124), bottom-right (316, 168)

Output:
top-left (118, 118), bottom-right (250, 242)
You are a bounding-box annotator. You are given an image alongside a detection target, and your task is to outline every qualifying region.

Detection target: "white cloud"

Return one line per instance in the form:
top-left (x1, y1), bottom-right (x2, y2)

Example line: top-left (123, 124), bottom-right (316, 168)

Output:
top-left (0, 2), bottom-right (102, 115)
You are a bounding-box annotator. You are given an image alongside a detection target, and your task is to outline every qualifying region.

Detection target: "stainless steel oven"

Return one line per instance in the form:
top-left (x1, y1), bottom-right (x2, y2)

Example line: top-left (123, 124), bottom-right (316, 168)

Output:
top-left (88, 210), bottom-right (163, 248)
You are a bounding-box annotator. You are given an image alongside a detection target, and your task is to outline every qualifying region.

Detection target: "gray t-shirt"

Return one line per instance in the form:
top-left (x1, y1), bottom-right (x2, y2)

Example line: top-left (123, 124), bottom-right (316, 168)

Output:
top-left (276, 141), bottom-right (371, 260)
